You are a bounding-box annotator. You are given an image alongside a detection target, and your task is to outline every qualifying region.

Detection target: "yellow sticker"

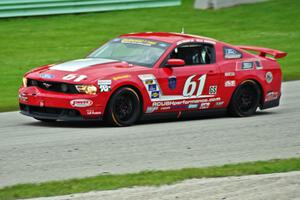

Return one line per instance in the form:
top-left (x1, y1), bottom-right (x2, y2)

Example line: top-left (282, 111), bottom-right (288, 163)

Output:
top-left (121, 38), bottom-right (157, 46)
top-left (112, 74), bottom-right (131, 81)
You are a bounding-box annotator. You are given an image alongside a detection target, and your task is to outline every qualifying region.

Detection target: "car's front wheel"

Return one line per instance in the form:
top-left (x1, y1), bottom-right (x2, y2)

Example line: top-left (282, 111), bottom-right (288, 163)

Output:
top-left (105, 87), bottom-right (142, 126)
top-left (228, 80), bottom-right (261, 117)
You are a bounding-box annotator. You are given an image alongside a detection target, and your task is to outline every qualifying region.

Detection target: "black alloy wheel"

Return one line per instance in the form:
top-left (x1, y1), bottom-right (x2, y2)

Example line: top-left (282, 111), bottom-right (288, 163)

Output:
top-left (105, 87), bottom-right (141, 126)
top-left (229, 80), bottom-right (261, 117)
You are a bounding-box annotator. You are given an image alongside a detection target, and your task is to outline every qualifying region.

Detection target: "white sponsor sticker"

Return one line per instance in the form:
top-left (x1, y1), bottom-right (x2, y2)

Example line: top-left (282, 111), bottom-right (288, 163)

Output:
top-left (266, 72), bottom-right (273, 84)
top-left (70, 99), bottom-right (93, 107)
top-left (200, 102), bottom-right (210, 109)
top-left (265, 91), bottom-right (279, 102)
top-left (152, 98), bottom-right (220, 107)
top-left (215, 101), bottom-right (224, 106)
top-left (98, 80), bottom-right (112, 92)
top-left (209, 85), bottom-right (217, 95)
top-left (188, 104), bottom-right (198, 109)
top-left (225, 80), bottom-right (236, 87)
top-left (225, 72), bottom-right (235, 77)
top-left (146, 106), bottom-right (158, 113)
top-left (87, 110), bottom-right (101, 115)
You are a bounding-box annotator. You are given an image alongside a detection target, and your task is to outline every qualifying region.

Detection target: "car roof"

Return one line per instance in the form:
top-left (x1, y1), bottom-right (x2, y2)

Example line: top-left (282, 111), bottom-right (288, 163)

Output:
top-left (120, 32), bottom-right (217, 44)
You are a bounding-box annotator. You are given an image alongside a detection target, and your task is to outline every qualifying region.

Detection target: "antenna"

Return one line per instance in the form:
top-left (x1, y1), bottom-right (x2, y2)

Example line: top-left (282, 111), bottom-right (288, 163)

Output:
top-left (181, 27), bottom-right (185, 34)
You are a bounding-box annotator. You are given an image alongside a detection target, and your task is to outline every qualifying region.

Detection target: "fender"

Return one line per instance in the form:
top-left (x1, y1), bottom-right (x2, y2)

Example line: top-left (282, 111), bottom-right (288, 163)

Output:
top-left (109, 79), bottom-right (151, 112)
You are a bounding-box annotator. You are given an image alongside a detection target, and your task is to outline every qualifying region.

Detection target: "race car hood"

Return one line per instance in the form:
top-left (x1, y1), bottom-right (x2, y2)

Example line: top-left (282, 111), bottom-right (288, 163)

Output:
top-left (26, 58), bottom-right (149, 84)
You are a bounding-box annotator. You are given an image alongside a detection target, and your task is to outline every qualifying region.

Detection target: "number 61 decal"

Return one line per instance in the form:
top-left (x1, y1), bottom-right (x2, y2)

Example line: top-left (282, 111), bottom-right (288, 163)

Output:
top-left (183, 74), bottom-right (206, 97)
top-left (63, 74), bottom-right (87, 82)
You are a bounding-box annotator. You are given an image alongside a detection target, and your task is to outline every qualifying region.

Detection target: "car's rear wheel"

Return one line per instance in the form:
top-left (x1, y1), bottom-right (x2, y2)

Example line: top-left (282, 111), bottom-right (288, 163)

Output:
top-left (228, 80), bottom-right (261, 117)
top-left (105, 87), bottom-right (142, 126)
top-left (34, 117), bottom-right (56, 122)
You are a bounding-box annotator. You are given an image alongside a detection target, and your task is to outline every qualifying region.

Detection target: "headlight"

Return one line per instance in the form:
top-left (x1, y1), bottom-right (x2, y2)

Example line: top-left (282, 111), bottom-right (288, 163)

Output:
top-left (22, 77), bottom-right (27, 87)
top-left (75, 85), bottom-right (97, 95)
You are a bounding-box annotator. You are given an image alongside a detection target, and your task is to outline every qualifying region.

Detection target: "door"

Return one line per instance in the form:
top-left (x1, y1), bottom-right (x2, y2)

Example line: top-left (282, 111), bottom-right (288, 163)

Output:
top-left (155, 42), bottom-right (221, 108)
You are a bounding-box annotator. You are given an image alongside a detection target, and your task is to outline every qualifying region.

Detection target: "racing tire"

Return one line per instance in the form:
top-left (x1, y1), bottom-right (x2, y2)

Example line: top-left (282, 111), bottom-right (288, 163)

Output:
top-left (228, 80), bottom-right (261, 117)
top-left (105, 87), bottom-right (142, 126)
top-left (34, 117), bottom-right (56, 122)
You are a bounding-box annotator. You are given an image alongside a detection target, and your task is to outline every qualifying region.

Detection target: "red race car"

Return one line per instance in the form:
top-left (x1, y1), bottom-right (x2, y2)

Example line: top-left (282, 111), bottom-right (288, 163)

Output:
top-left (19, 32), bottom-right (287, 126)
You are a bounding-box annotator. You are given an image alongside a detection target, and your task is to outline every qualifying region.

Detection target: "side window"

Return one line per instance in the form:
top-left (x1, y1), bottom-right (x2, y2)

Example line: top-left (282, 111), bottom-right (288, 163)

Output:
top-left (223, 46), bottom-right (242, 59)
top-left (169, 43), bottom-right (215, 65)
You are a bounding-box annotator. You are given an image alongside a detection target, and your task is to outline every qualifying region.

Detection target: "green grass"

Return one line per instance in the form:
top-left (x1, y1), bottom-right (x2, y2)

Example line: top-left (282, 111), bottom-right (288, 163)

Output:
top-left (0, 158), bottom-right (300, 200)
top-left (0, 0), bottom-right (299, 111)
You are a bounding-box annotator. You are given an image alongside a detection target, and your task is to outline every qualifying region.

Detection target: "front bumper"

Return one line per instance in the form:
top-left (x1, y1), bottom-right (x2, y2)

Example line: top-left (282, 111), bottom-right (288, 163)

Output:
top-left (19, 86), bottom-right (105, 121)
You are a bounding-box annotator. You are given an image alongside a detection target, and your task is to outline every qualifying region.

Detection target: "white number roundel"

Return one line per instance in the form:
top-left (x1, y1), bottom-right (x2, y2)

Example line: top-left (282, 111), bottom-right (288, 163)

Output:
top-left (183, 74), bottom-right (206, 97)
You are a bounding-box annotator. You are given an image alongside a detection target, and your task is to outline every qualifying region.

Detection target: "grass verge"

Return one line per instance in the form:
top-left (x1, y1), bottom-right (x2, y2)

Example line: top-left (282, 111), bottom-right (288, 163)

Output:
top-left (0, 0), bottom-right (299, 111)
top-left (0, 158), bottom-right (300, 200)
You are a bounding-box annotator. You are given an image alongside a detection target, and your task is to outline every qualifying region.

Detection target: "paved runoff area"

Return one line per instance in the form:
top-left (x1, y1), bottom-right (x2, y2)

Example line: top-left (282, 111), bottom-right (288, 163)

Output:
top-left (0, 81), bottom-right (300, 187)
top-left (28, 172), bottom-right (300, 200)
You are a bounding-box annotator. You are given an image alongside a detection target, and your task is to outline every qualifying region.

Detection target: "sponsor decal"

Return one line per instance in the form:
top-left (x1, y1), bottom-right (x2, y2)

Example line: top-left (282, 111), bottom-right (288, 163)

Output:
top-left (225, 72), bottom-right (235, 77)
top-left (112, 74), bottom-right (131, 81)
top-left (209, 85), bottom-right (217, 95)
top-left (225, 80), bottom-right (236, 87)
top-left (199, 102), bottom-right (210, 109)
top-left (255, 61), bottom-right (263, 70)
top-left (152, 97), bottom-right (220, 107)
top-left (160, 106), bottom-right (171, 111)
top-left (139, 74), bottom-right (215, 102)
top-left (215, 101), bottom-right (224, 107)
top-left (242, 62), bottom-right (254, 70)
top-left (148, 84), bottom-right (157, 92)
top-left (171, 105), bottom-right (188, 109)
top-left (98, 80), bottom-right (112, 92)
top-left (112, 38), bottom-right (170, 48)
top-left (151, 91), bottom-right (160, 99)
top-left (266, 72), bottom-right (273, 83)
top-left (265, 91), bottom-right (279, 102)
top-left (121, 38), bottom-right (158, 46)
top-left (145, 79), bottom-right (154, 85)
top-left (158, 43), bottom-right (169, 47)
top-left (176, 38), bottom-right (214, 45)
top-left (87, 110), bottom-right (101, 115)
top-left (224, 47), bottom-right (242, 59)
top-left (146, 106), bottom-right (158, 113)
top-left (168, 76), bottom-right (177, 90)
top-left (177, 39), bottom-right (195, 45)
top-left (63, 74), bottom-right (87, 82)
top-left (188, 104), bottom-right (198, 109)
top-left (40, 74), bottom-right (55, 79)
top-left (70, 99), bottom-right (93, 107)
top-left (39, 101), bottom-right (45, 107)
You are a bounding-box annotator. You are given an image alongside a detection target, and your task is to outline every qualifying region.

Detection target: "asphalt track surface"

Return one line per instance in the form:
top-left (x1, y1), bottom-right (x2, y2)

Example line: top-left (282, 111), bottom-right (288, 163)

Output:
top-left (0, 81), bottom-right (300, 187)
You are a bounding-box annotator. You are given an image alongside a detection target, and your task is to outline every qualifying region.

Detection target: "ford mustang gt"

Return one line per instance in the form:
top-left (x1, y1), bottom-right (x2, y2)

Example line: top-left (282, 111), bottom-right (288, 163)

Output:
top-left (19, 32), bottom-right (287, 126)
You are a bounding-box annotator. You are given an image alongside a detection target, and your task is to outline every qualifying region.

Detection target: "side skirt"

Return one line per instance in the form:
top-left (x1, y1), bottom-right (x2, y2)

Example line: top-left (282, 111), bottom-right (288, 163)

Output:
top-left (140, 108), bottom-right (227, 121)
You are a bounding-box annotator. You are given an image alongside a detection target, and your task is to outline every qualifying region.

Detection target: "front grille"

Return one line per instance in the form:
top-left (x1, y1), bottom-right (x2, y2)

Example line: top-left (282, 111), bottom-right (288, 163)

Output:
top-left (27, 79), bottom-right (79, 94)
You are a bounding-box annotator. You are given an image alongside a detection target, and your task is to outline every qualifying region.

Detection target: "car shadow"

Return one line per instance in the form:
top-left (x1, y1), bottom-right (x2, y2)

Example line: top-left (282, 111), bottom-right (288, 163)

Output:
top-left (22, 109), bottom-right (277, 128)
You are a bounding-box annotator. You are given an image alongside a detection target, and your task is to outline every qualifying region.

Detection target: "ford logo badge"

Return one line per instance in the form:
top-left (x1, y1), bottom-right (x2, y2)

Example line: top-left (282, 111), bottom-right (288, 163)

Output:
top-left (40, 74), bottom-right (55, 79)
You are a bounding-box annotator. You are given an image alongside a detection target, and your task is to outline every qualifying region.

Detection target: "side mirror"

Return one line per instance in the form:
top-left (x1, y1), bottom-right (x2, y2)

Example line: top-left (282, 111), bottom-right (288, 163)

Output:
top-left (166, 59), bottom-right (185, 67)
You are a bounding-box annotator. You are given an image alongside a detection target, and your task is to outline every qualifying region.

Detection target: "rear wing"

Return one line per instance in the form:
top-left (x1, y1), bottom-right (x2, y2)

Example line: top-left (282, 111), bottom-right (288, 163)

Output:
top-left (236, 45), bottom-right (287, 59)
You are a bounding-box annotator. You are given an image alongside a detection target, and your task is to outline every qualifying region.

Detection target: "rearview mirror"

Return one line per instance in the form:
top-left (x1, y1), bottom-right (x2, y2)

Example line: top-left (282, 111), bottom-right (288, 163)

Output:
top-left (166, 59), bottom-right (185, 67)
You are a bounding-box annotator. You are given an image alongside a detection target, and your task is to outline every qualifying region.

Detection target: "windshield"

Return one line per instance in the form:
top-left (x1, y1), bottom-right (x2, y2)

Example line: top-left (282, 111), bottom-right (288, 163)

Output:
top-left (88, 38), bottom-right (171, 68)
